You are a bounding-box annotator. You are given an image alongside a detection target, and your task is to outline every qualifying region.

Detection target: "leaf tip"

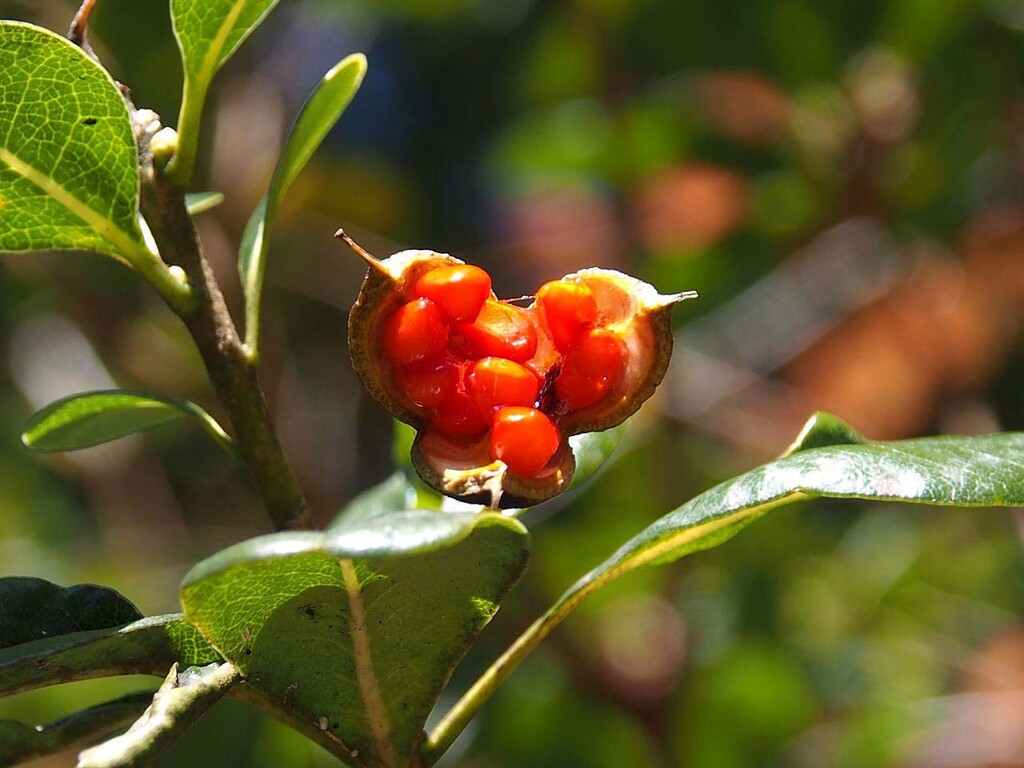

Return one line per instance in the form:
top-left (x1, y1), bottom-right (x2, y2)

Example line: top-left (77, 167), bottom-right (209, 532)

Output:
top-left (783, 411), bottom-right (867, 456)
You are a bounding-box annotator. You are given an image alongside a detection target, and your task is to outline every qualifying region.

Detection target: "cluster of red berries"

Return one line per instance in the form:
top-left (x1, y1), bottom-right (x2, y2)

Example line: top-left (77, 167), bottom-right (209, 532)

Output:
top-left (380, 264), bottom-right (626, 478)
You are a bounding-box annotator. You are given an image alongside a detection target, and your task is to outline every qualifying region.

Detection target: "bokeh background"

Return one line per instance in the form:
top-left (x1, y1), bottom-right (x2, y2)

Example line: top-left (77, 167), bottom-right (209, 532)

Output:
top-left (2, 0), bottom-right (1024, 765)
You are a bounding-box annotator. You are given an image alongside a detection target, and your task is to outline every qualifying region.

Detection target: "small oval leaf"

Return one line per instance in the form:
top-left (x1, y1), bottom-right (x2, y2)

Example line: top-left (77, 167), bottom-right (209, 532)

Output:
top-left (21, 390), bottom-right (235, 454)
top-left (0, 22), bottom-right (150, 264)
top-left (184, 191), bottom-right (225, 215)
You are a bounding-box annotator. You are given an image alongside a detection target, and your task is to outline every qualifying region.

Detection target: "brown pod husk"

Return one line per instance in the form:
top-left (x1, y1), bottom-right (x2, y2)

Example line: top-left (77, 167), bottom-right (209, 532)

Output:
top-left (346, 240), bottom-right (693, 508)
top-left (549, 269), bottom-right (690, 436)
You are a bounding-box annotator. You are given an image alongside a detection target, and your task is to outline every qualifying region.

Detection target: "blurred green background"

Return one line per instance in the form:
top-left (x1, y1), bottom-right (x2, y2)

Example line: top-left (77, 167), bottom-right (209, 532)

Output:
top-left (2, 0), bottom-right (1024, 765)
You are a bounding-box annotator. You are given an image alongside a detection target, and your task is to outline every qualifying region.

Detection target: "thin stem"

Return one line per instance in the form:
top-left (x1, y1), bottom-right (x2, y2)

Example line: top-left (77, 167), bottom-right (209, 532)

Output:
top-left (164, 78), bottom-right (206, 186)
top-left (139, 158), bottom-right (310, 531)
top-left (180, 400), bottom-right (242, 458)
top-left (419, 575), bottom-right (606, 765)
top-left (124, 239), bottom-right (196, 316)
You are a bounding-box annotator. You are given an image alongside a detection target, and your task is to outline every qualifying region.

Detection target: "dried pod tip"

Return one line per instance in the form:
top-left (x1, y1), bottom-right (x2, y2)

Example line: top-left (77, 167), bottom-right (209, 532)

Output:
top-left (335, 228), bottom-right (388, 274)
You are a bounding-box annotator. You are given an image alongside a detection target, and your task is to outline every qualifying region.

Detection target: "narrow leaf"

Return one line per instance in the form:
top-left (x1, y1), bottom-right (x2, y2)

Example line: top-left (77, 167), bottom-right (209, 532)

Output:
top-left (423, 415), bottom-right (1024, 762)
top-left (0, 23), bottom-right (149, 264)
top-left (22, 390), bottom-right (236, 455)
top-left (181, 514), bottom-right (529, 767)
top-left (167, 0), bottom-right (282, 184)
top-left (183, 191), bottom-right (224, 215)
top-left (0, 578), bottom-right (141, 650)
top-left (0, 693), bottom-right (152, 768)
top-left (239, 53), bottom-right (367, 358)
top-left (0, 615), bottom-right (221, 699)
top-left (77, 662), bottom-right (240, 768)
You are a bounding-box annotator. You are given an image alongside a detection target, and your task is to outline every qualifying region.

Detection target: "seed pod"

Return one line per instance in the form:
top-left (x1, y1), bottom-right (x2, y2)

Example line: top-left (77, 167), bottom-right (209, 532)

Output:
top-left (343, 230), bottom-right (695, 508)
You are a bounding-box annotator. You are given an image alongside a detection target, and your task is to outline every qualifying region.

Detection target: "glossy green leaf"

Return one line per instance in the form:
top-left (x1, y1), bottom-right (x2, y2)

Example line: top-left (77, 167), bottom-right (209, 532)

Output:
top-left (0, 614), bottom-right (220, 699)
top-left (181, 513), bottom-right (529, 767)
top-left (423, 414), bottom-right (1024, 762)
top-left (596, 423), bottom-right (1024, 576)
top-left (239, 53), bottom-right (366, 358)
top-left (184, 191), bottom-right (225, 215)
top-left (0, 692), bottom-right (151, 767)
top-left (0, 578), bottom-right (141, 650)
top-left (0, 23), bottom-right (146, 263)
top-left (21, 390), bottom-right (236, 455)
top-left (168, 0), bottom-right (282, 184)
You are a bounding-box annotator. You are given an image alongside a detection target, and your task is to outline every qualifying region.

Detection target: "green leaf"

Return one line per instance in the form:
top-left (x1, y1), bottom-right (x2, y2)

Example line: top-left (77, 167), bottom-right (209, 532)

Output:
top-left (0, 577), bottom-right (141, 650)
top-left (0, 614), bottom-right (221, 699)
top-left (21, 390), bottom-right (236, 455)
top-left (600, 428), bottom-right (1024, 575)
top-left (239, 53), bottom-right (367, 358)
top-left (168, 0), bottom-right (283, 184)
top-left (0, 692), bottom-right (152, 767)
top-left (0, 22), bottom-right (192, 312)
top-left (181, 513), bottom-right (529, 767)
top-left (184, 191), bottom-right (225, 215)
top-left (0, 24), bottom-right (142, 262)
top-left (423, 414), bottom-right (1024, 762)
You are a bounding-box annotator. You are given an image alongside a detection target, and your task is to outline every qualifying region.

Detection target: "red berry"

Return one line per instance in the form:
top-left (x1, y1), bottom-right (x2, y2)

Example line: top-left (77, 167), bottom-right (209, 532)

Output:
top-left (537, 280), bottom-right (598, 352)
top-left (382, 298), bottom-right (449, 367)
top-left (466, 357), bottom-right (540, 411)
top-left (451, 300), bottom-right (537, 362)
top-left (490, 406), bottom-right (560, 477)
top-left (432, 390), bottom-right (490, 437)
top-left (396, 358), bottom-right (458, 408)
top-left (413, 264), bottom-right (492, 322)
top-left (555, 329), bottom-right (626, 409)
top-left (565, 328), bottom-right (625, 379)
top-left (555, 367), bottom-right (611, 409)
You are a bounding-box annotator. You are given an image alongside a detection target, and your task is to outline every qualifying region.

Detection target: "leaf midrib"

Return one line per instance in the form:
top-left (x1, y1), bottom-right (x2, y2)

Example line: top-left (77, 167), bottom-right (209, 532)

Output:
top-left (0, 146), bottom-right (141, 263)
top-left (340, 559), bottom-right (400, 768)
top-left (194, 0), bottom-right (248, 87)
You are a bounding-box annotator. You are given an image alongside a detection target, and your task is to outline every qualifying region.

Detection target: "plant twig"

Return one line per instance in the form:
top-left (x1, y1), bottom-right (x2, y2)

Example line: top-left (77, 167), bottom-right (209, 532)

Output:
top-left (77, 662), bottom-right (240, 768)
top-left (138, 147), bottom-right (311, 531)
top-left (67, 0), bottom-right (99, 54)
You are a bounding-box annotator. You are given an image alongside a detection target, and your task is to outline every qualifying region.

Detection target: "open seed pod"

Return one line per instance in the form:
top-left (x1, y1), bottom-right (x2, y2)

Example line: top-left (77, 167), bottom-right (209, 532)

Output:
top-left (344, 231), bottom-right (695, 508)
